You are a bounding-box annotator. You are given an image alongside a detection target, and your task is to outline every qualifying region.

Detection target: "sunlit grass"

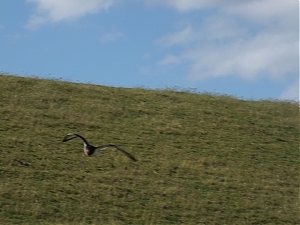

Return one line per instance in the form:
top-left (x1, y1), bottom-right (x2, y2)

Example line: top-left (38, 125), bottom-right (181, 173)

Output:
top-left (0, 74), bottom-right (299, 224)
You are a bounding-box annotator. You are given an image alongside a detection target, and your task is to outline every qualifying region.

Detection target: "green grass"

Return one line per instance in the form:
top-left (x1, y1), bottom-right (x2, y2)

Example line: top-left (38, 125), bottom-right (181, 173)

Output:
top-left (0, 74), bottom-right (299, 224)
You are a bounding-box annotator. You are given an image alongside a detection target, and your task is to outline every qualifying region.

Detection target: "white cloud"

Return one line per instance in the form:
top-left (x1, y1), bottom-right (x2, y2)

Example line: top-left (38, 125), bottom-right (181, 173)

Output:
top-left (26, 15), bottom-right (47, 29)
top-left (26, 0), bottom-right (119, 29)
top-left (222, 0), bottom-right (296, 24)
top-left (155, 25), bottom-right (196, 47)
top-left (280, 81), bottom-right (299, 102)
top-left (100, 31), bottom-right (124, 43)
top-left (159, 54), bottom-right (182, 65)
top-left (5, 33), bottom-right (29, 40)
top-left (153, 0), bottom-right (298, 85)
top-left (147, 0), bottom-right (242, 12)
top-left (146, 0), bottom-right (216, 12)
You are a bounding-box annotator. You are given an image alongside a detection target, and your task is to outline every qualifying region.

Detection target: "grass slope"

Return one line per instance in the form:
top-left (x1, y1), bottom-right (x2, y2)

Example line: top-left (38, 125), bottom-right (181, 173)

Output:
top-left (0, 74), bottom-right (299, 225)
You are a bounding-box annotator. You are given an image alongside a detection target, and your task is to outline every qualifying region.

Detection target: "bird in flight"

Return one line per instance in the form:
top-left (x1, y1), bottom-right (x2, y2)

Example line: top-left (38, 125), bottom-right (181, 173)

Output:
top-left (62, 133), bottom-right (137, 162)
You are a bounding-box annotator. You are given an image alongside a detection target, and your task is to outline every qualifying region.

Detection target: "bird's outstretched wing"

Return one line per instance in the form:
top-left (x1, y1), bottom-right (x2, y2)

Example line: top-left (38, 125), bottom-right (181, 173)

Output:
top-left (96, 144), bottom-right (137, 162)
top-left (62, 133), bottom-right (88, 144)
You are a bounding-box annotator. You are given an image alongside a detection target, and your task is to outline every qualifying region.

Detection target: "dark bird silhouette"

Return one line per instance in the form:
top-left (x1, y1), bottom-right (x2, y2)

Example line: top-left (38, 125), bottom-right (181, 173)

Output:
top-left (62, 133), bottom-right (137, 162)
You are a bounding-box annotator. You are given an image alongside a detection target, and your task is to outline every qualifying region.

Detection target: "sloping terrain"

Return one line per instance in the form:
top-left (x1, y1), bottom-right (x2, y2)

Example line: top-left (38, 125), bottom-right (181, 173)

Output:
top-left (0, 74), bottom-right (299, 224)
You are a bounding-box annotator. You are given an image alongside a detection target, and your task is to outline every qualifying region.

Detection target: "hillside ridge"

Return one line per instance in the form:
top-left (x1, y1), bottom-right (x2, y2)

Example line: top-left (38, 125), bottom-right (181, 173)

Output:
top-left (0, 74), bottom-right (299, 224)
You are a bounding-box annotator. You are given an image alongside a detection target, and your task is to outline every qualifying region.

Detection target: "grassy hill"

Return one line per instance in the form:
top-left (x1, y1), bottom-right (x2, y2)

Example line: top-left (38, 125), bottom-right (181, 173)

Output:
top-left (0, 74), bottom-right (299, 224)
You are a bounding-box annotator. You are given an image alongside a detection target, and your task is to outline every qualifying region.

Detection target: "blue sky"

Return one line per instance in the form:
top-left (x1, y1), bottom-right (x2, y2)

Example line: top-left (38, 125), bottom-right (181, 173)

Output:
top-left (0, 0), bottom-right (299, 101)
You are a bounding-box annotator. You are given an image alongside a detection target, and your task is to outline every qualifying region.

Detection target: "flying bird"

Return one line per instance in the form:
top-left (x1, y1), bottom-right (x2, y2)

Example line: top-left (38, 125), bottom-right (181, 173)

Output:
top-left (62, 133), bottom-right (137, 162)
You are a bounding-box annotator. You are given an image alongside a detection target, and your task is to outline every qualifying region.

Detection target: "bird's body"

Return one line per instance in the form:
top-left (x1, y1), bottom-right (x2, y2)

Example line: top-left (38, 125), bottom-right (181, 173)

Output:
top-left (62, 133), bottom-right (137, 161)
